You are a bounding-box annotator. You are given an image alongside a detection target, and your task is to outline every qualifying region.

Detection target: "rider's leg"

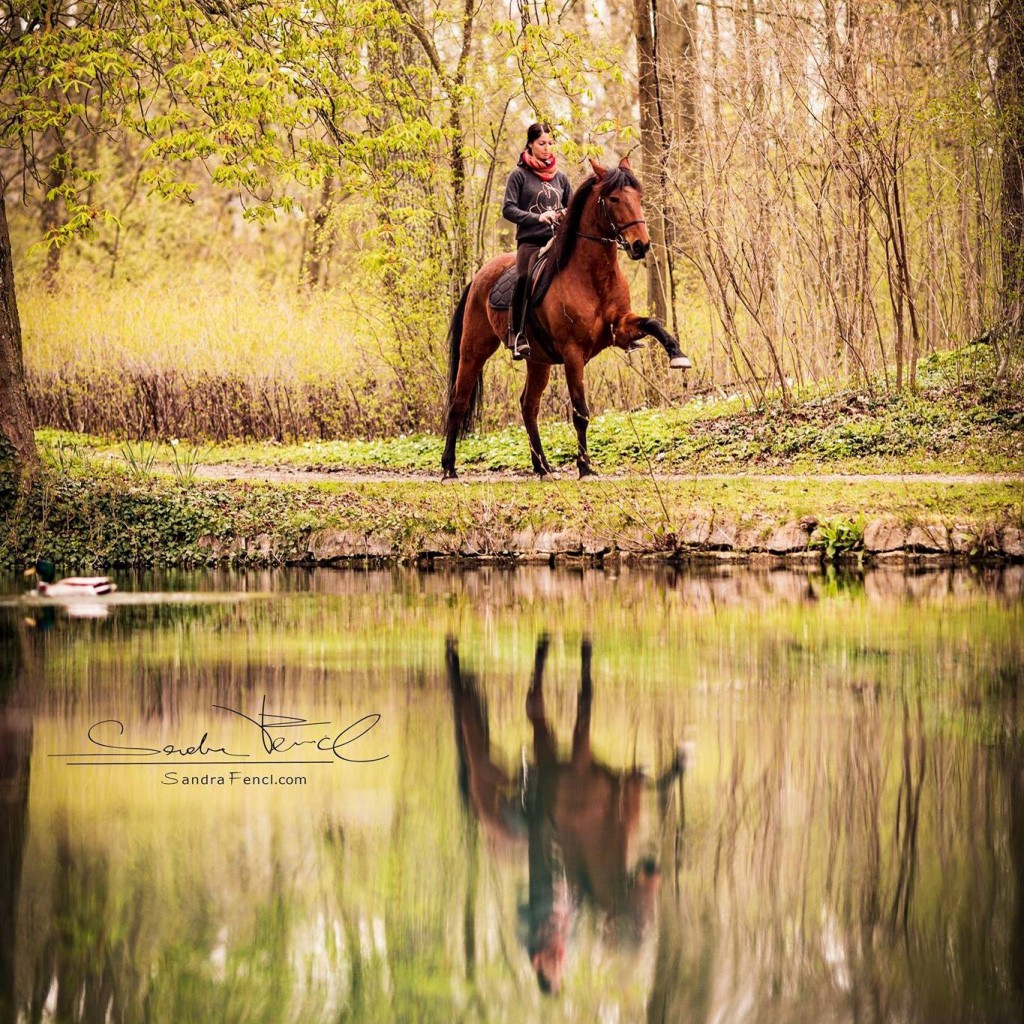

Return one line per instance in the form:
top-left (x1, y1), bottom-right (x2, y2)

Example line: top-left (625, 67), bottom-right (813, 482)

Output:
top-left (510, 276), bottom-right (530, 359)
top-left (509, 244), bottom-right (538, 360)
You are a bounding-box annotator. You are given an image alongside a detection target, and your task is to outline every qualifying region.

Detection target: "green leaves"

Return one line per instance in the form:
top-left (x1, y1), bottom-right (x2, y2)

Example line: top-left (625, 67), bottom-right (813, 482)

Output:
top-left (811, 517), bottom-right (865, 562)
top-left (120, 440), bottom-right (159, 481)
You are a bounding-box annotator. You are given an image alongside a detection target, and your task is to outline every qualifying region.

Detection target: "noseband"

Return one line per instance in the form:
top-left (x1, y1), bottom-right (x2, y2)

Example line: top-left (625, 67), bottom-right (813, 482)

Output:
top-left (577, 193), bottom-right (646, 251)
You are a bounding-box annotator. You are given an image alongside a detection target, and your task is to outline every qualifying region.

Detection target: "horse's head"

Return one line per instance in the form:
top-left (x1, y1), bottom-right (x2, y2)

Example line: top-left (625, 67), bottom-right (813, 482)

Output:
top-left (590, 157), bottom-right (650, 261)
top-left (529, 894), bottom-right (570, 995)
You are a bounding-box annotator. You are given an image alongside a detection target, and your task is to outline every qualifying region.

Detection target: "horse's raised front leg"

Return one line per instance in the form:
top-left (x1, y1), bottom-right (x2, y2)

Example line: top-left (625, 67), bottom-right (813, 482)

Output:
top-left (520, 361), bottom-right (555, 477)
top-left (618, 314), bottom-right (692, 370)
top-left (563, 348), bottom-right (597, 478)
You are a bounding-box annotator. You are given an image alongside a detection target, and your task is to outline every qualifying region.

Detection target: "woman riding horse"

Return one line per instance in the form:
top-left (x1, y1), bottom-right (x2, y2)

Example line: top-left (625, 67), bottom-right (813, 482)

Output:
top-left (443, 156), bottom-right (692, 480)
top-left (502, 123), bottom-right (573, 361)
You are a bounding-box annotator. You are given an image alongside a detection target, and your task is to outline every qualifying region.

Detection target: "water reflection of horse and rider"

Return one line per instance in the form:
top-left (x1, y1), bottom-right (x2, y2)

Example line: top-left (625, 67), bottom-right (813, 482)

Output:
top-left (446, 635), bottom-right (685, 995)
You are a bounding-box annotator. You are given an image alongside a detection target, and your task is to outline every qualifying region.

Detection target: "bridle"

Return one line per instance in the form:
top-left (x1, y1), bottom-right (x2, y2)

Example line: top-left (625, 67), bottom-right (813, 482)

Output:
top-left (577, 192), bottom-right (646, 251)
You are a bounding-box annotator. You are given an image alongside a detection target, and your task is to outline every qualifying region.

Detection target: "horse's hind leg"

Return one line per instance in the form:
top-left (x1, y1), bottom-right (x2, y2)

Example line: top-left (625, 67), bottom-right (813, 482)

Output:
top-left (526, 635), bottom-right (556, 767)
top-left (520, 361), bottom-right (554, 477)
top-left (442, 338), bottom-right (500, 479)
top-left (446, 637), bottom-right (520, 833)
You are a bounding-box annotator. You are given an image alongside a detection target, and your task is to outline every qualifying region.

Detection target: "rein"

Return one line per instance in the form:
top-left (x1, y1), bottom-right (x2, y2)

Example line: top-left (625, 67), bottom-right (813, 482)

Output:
top-left (576, 194), bottom-right (645, 251)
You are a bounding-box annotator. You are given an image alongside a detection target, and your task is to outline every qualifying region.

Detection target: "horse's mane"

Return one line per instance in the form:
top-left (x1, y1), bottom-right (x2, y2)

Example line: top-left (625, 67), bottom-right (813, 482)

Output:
top-left (549, 165), bottom-right (642, 270)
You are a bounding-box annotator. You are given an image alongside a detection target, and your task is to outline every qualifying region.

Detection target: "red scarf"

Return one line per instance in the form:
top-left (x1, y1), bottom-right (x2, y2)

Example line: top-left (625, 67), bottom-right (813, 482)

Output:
top-left (520, 149), bottom-right (559, 181)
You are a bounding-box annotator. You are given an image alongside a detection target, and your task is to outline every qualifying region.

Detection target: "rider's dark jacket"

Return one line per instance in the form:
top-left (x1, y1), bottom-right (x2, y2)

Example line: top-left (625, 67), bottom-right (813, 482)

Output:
top-left (502, 166), bottom-right (572, 246)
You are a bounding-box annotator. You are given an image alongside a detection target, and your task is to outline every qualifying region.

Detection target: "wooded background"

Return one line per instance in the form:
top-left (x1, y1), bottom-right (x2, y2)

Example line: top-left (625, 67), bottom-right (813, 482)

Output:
top-left (1, 0), bottom-right (1022, 444)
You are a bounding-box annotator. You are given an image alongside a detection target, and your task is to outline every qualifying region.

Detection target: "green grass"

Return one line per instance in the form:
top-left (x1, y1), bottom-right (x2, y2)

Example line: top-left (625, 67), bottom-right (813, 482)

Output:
top-left (37, 345), bottom-right (1024, 477)
top-left (22, 267), bottom-right (372, 380)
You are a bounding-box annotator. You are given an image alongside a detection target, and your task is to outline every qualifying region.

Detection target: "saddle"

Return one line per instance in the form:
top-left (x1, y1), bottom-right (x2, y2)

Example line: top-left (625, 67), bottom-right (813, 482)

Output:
top-left (488, 240), bottom-right (557, 311)
top-left (488, 241), bottom-right (563, 365)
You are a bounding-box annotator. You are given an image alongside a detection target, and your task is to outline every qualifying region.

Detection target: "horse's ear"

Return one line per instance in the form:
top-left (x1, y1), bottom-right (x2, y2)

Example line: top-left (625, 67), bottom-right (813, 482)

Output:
top-left (589, 158), bottom-right (607, 179)
top-left (618, 156), bottom-right (633, 172)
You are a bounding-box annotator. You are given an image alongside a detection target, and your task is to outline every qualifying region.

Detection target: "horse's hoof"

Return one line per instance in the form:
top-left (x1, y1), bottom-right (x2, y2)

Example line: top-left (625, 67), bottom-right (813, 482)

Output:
top-left (578, 466), bottom-right (599, 480)
top-left (441, 470), bottom-right (458, 482)
top-left (669, 355), bottom-right (692, 370)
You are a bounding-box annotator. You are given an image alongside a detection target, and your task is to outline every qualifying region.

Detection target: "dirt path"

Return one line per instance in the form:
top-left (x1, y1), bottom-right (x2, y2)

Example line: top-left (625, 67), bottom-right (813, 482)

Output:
top-left (191, 464), bottom-right (1023, 486)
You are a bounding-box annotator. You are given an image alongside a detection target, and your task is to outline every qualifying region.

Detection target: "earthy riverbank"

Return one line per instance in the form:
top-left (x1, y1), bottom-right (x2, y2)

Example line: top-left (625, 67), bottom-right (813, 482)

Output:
top-left (7, 353), bottom-right (1021, 571)
top-left (3, 470), bottom-right (1021, 570)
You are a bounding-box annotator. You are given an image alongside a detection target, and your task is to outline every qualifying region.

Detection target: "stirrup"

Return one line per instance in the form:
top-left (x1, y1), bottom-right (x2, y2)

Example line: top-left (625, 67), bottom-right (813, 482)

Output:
top-left (512, 332), bottom-right (532, 361)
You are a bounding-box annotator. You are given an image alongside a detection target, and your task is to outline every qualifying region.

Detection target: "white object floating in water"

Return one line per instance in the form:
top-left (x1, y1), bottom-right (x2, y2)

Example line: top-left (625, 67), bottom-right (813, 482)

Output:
top-left (37, 576), bottom-right (118, 597)
top-left (27, 558), bottom-right (117, 598)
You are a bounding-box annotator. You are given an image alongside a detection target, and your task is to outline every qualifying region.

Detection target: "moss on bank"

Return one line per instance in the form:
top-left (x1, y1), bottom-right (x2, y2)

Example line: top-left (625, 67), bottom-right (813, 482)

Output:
top-left (2, 468), bottom-right (1021, 571)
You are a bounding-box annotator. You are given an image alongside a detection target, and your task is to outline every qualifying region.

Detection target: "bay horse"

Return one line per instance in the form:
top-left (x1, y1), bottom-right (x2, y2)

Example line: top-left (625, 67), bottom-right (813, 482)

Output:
top-left (446, 634), bottom-right (685, 995)
top-left (442, 157), bottom-right (692, 480)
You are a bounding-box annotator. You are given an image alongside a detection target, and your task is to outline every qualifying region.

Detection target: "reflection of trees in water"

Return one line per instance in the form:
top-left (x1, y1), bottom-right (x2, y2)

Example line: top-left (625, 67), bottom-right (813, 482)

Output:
top-left (175, 563), bottom-right (1021, 619)
top-left (26, 820), bottom-right (125, 1023)
top-left (640, 670), bottom-right (1024, 1024)
top-left (889, 699), bottom-right (926, 935)
top-left (3, 570), bottom-right (1022, 1023)
top-left (16, 564), bottom-right (1022, 732)
top-left (1000, 666), bottom-right (1024, 1010)
top-left (1, 605), bottom-right (317, 1023)
top-left (13, 818), bottom-right (303, 1024)
top-left (0, 616), bottom-right (31, 1024)
top-left (439, 620), bottom-right (1023, 1021)
top-left (646, 723), bottom-right (705, 1024)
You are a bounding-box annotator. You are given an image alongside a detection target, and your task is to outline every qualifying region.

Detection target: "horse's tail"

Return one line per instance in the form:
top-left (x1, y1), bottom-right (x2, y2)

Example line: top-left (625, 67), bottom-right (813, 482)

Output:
top-left (446, 283), bottom-right (482, 438)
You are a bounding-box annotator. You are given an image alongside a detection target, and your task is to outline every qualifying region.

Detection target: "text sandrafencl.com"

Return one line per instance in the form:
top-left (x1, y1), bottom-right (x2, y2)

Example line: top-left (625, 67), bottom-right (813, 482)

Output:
top-left (161, 771), bottom-right (308, 786)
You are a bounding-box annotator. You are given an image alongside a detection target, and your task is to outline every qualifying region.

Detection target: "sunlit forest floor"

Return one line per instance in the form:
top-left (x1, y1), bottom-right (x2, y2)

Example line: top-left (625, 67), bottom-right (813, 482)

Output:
top-left (37, 344), bottom-right (1024, 480)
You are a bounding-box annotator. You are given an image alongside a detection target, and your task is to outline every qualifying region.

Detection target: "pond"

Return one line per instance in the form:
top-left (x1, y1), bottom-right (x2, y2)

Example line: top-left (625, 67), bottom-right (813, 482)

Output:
top-left (1, 565), bottom-right (1022, 1023)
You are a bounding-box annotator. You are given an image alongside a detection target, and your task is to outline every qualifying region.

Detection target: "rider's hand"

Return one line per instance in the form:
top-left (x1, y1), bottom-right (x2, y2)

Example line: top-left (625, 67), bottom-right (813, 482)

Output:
top-left (539, 210), bottom-right (558, 225)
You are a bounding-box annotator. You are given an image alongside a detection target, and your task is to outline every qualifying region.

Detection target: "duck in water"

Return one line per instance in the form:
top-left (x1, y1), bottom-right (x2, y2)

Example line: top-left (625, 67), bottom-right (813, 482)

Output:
top-left (25, 558), bottom-right (117, 598)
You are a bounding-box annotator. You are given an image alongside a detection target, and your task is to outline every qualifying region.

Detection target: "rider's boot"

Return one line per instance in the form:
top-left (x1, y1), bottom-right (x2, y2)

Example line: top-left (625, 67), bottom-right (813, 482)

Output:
top-left (512, 331), bottom-right (532, 360)
top-left (508, 276), bottom-right (532, 361)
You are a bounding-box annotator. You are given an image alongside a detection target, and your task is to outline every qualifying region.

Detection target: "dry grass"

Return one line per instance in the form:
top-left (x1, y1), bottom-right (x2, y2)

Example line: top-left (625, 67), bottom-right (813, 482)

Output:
top-left (19, 251), bottom-right (708, 440)
top-left (22, 265), bottom-right (368, 380)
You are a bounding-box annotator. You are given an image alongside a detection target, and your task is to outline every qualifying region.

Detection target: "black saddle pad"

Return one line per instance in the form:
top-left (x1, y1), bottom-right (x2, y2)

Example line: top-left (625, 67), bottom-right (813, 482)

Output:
top-left (488, 247), bottom-right (557, 310)
top-left (489, 264), bottom-right (518, 309)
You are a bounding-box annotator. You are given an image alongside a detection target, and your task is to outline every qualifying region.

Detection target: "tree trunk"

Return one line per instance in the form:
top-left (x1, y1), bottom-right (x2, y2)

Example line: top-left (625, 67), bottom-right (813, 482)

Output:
top-left (997, 0), bottom-right (1024, 379)
top-left (302, 176), bottom-right (336, 289)
top-left (657, 0), bottom-right (697, 340)
top-left (448, 0), bottom-right (475, 297)
top-left (0, 194), bottom-right (37, 501)
top-left (39, 109), bottom-right (66, 293)
top-left (634, 0), bottom-right (668, 322)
